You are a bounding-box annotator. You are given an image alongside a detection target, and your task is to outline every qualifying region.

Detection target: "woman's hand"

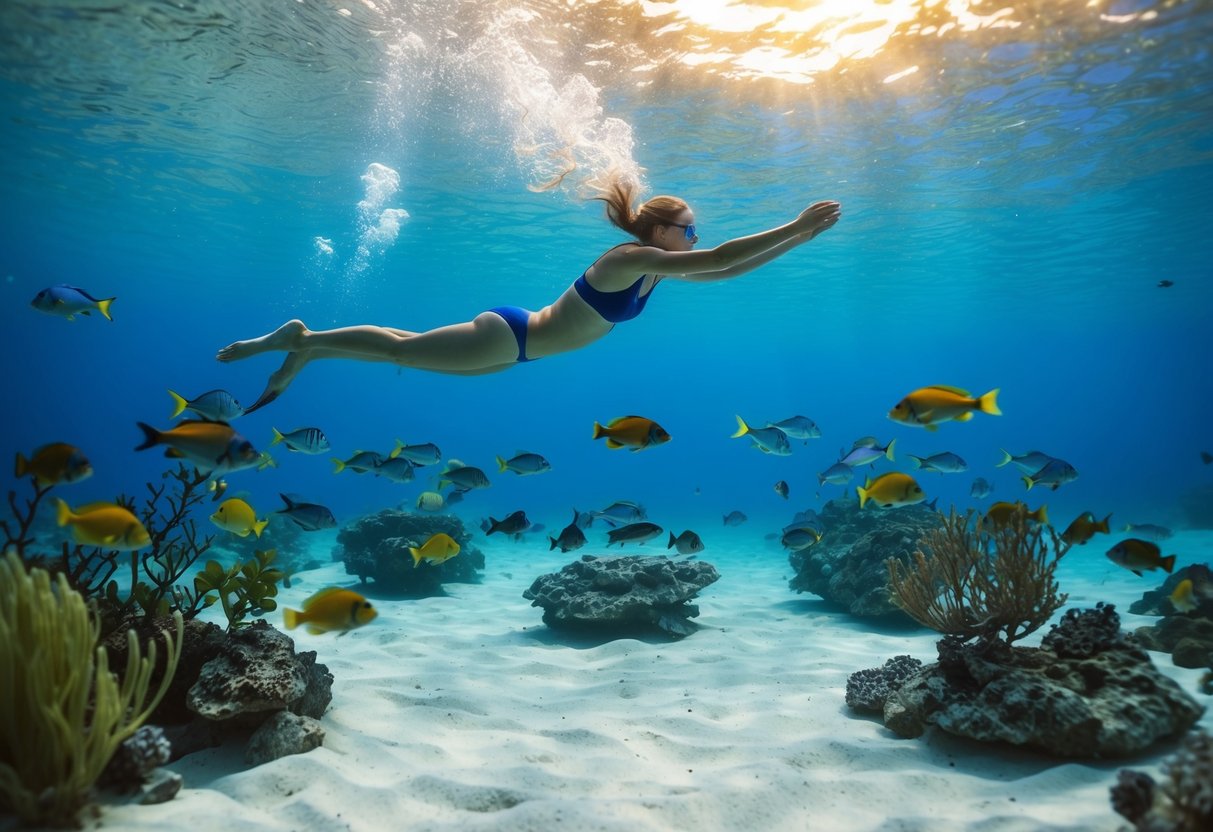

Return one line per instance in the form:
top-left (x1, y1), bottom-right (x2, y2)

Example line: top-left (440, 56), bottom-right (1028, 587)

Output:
top-left (794, 200), bottom-right (841, 239)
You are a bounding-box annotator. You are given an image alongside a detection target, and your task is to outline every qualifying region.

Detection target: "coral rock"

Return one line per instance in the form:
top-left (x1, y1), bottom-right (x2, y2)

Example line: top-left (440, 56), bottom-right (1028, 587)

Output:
top-left (336, 509), bottom-right (484, 595)
top-left (245, 711), bottom-right (326, 766)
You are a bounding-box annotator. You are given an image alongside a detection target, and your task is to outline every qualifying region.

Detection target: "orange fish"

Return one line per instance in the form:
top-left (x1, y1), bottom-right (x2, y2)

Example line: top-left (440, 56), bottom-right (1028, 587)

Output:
top-left (1060, 511), bottom-right (1111, 546)
top-left (888, 385), bottom-right (1001, 431)
top-left (592, 416), bottom-right (671, 451)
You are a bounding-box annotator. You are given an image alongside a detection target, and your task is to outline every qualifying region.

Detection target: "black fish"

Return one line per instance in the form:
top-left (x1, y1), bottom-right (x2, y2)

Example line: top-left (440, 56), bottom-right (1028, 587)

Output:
top-left (606, 522), bottom-right (663, 547)
top-left (487, 510), bottom-right (530, 536)
top-left (276, 494), bottom-right (337, 531)
top-left (550, 509), bottom-right (588, 553)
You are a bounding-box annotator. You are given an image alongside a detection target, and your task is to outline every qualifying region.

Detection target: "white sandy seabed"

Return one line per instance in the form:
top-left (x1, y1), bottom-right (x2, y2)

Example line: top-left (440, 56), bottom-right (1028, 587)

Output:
top-left (95, 530), bottom-right (1213, 832)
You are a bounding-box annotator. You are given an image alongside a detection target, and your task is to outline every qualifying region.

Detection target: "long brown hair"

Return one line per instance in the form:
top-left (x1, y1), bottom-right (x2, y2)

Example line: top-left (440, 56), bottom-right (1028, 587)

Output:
top-left (590, 173), bottom-right (687, 242)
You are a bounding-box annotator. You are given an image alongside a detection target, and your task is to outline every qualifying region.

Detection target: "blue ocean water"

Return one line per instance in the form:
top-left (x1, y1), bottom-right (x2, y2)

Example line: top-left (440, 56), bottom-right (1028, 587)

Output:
top-left (2, 0), bottom-right (1211, 558)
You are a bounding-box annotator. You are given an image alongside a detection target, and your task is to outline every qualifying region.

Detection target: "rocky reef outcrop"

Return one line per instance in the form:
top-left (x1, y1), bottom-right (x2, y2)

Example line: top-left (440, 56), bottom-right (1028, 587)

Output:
top-left (336, 508), bottom-right (484, 595)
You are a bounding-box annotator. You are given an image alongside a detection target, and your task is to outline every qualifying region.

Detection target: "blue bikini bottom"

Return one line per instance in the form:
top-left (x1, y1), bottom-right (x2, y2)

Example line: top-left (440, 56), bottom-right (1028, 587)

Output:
top-left (488, 306), bottom-right (534, 362)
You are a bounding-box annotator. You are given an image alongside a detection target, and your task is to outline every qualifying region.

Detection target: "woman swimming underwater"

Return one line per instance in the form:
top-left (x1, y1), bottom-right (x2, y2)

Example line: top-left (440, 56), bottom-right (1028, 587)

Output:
top-left (217, 175), bottom-right (841, 413)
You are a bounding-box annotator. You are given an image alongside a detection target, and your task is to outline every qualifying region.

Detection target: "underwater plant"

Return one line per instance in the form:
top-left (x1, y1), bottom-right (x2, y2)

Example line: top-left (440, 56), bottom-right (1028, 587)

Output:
top-left (193, 548), bottom-right (285, 631)
top-left (0, 552), bottom-right (183, 826)
top-left (886, 507), bottom-right (1072, 644)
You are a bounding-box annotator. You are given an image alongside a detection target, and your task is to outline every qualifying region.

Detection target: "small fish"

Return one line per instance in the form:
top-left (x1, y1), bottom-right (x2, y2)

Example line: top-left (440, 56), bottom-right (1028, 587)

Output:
top-left (722, 510), bottom-right (747, 526)
top-left (1023, 458), bottom-right (1079, 491)
top-left (731, 416), bottom-right (791, 456)
top-left (496, 451), bottom-right (551, 476)
top-left (1157, 279), bottom-right (1174, 288)
top-left (444, 489), bottom-right (465, 506)
top-left (438, 464), bottom-right (491, 491)
top-left (208, 479), bottom-right (228, 502)
top-left (668, 530), bottom-right (705, 555)
top-left (390, 440), bottom-right (442, 466)
top-left (592, 500), bottom-right (647, 527)
top-left (416, 491), bottom-right (445, 512)
top-left (256, 451), bottom-right (277, 471)
top-left (817, 462), bottom-right (854, 486)
top-left (995, 449), bottom-right (1055, 473)
top-left (774, 480), bottom-right (789, 499)
top-left (781, 526), bottom-right (822, 551)
top-left (30, 284), bottom-right (115, 322)
top-left (15, 443), bottom-right (93, 487)
top-left (970, 477), bottom-right (994, 500)
top-left (606, 522), bottom-right (664, 547)
top-left (1122, 523), bottom-right (1173, 541)
top-left (549, 510), bottom-right (588, 553)
top-left (374, 456), bottom-right (416, 483)
top-left (1201, 451), bottom-right (1212, 465)
top-left (168, 389), bottom-right (244, 422)
top-left (1106, 538), bottom-right (1176, 577)
top-left (276, 494), bottom-right (337, 531)
top-left (283, 587), bottom-right (377, 635)
top-left (766, 415), bottom-right (821, 441)
top-left (1170, 579), bottom-right (1197, 613)
top-left (907, 452), bottom-right (968, 474)
top-left (332, 451), bottom-right (385, 474)
top-left (410, 532), bottom-right (461, 567)
top-left (210, 498), bottom-right (269, 538)
top-left (135, 420), bottom-right (259, 475)
top-left (592, 415), bottom-right (671, 451)
top-left (838, 438), bottom-right (896, 467)
top-left (270, 426), bottom-right (330, 454)
top-left (487, 510), bottom-right (531, 536)
top-left (56, 499), bottom-right (150, 550)
top-left (982, 501), bottom-right (1049, 530)
top-left (1060, 511), bottom-right (1112, 546)
top-left (888, 385), bottom-right (1001, 431)
top-left (856, 472), bottom-right (925, 509)
top-left (1172, 565), bottom-right (1213, 612)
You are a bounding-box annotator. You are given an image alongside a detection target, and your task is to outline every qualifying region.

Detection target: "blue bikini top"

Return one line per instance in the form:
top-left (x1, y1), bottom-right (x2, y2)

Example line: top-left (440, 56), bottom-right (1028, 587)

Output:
top-left (573, 273), bottom-right (655, 324)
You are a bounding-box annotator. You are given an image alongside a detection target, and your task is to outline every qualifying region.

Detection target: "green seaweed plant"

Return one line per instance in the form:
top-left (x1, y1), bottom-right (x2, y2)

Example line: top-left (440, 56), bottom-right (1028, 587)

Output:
top-left (193, 548), bottom-right (285, 631)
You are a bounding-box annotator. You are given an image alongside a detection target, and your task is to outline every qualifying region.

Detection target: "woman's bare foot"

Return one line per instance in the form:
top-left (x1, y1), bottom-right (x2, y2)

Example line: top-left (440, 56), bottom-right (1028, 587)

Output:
top-left (242, 351), bottom-right (311, 414)
top-left (216, 319), bottom-right (308, 362)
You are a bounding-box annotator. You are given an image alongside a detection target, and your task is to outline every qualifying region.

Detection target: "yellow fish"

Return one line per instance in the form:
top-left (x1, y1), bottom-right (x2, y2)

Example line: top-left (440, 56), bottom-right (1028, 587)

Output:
top-left (283, 587), bottom-right (377, 635)
top-left (888, 385), bottom-right (1001, 431)
top-left (856, 472), bottom-right (925, 509)
top-left (410, 532), bottom-right (461, 568)
top-left (1170, 579), bottom-right (1197, 613)
top-left (982, 501), bottom-right (1048, 530)
top-left (210, 498), bottom-right (269, 538)
top-left (1106, 538), bottom-right (1176, 577)
top-left (135, 420), bottom-right (259, 473)
top-left (56, 499), bottom-right (150, 550)
top-left (15, 442), bottom-right (93, 487)
top-left (1060, 511), bottom-right (1111, 546)
top-left (592, 416), bottom-right (671, 451)
top-left (416, 491), bottom-right (445, 512)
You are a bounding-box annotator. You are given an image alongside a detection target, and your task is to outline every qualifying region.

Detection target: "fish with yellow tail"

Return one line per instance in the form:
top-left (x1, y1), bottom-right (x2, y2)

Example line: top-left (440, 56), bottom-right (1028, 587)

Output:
top-left (1170, 580), bottom-right (1198, 613)
top-left (1106, 538), bottom-right (1177, 577)
top-left (1060, 511), bottom-right (1111, 546)
top-left (888, 385), bottom-right (1002, 431)
top-left (283, 587), bottom-right (377, 635)
top-left (856, 472), bottom-right (925, 509)
top-left (731, 416), bottom-right (792, 455)
top-left (15, 442), bottom-right (93, 487)
top-left (56, 499), bottom-right (150, 550)
top-left (30, 284), bottom-right (115, 322)
top-left (1169, 566), bottom-right (1213, 613)
top-left (135, 420), bottom-right (259, 475)
top-left (592, 416), bottom-right (671, 451)
top-left (981, 501), bottom-right (1048, 530)
top-left (410, 532), bottom-right (461, 567)
top-left (210, 497), bottom-right (269, 538)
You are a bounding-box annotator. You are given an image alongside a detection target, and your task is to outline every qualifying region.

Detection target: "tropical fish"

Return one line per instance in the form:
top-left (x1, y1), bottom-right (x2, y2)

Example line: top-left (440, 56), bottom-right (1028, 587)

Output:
top-left (1023, 458), bottom-right (1079, 491)
top-left (496, 451), bottom-right (551, 476)
top-left (410, 532), bottom-right (461, 567)
top-left (1122, 523), bottom-right (1173, 541)
top-left (283, 587), bottom-right (377, 635)
top-left (722, 510), bottom-right (747, 526)
top-left (15, 443), bottom-right (92, 487)
top-left (549, 510), bottom-right (588, 553)
top-left (1158, 279), bottom-right (1174, 288)
top-left (970, 478), bottom-right (994, 499)
top-left (135, 420), bottom-right (259, 475)
top-left (838, 438), bottom-right (895, 467)
top-left (606, 522), bottom-right (663, 547)
top-left (592, 416), bottom-right (671, 451)
top-left (591, 501), bottom-right (647, 527)
top-left (817, 462), bottom-right (854, 486)
top-left (1106, 538), bottom-right (1176, 577)
top-left (56, 499), bottom-right (150, 550)
top-left (856, 472), bottom-right (925, 509)
top-left (1171, 565), bottom-right (1213, 612)
top-left (208, 479), bottom-right (228, 502)
top-left (438, 464), bottom-right (491, 491)
top-left (416, 491), bottom-right (445, 512)
top-left (332, 451), bottom-right (385, 474)
top-left (1060, 511), bottom-right (1112, 546)
top-left (774, 480), bottom-right (789, 499)
top-left (276, 494), bottom-right (337, 531)
top-left (374, 456), bottom-right (416, 483)
top-left (210, 498), bottom-right (269, 538)
top-left (907, 452), bottom-right (968, 474)
top-left (781, 526), bottom-right (822, 551)
top-left (30, 284), bottom-right (114, 321)
top-left (486, 510), bottom-right (531, 536)
top-left (982, 501), bottom-right (1049, 530)
top-left (1170, 580), bottom-right (1197, 613)
top-left (668, 530), bottom-right (705, 555)
top-left (888, 385), bottom-right (1001, 431)
top-left (390, 440), bottom-right (442, 466)
top-left (256, 451), bottom-right (277, 471)
top-left (731, 416), bottom-right (791, 456)
top-left (270, 426), bottom-right (330, 454)
top-left (168, 389), bottom-right (244, 422)
top-left (766, 415), bottom-right (821, 440)
top-left (995, 449), bottom-right (1055, 473)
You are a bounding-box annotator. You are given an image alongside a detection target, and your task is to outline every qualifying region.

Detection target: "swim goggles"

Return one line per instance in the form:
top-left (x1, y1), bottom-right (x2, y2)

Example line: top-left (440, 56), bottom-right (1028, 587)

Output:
top-left (668, 222), bottom-right (697, 240)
